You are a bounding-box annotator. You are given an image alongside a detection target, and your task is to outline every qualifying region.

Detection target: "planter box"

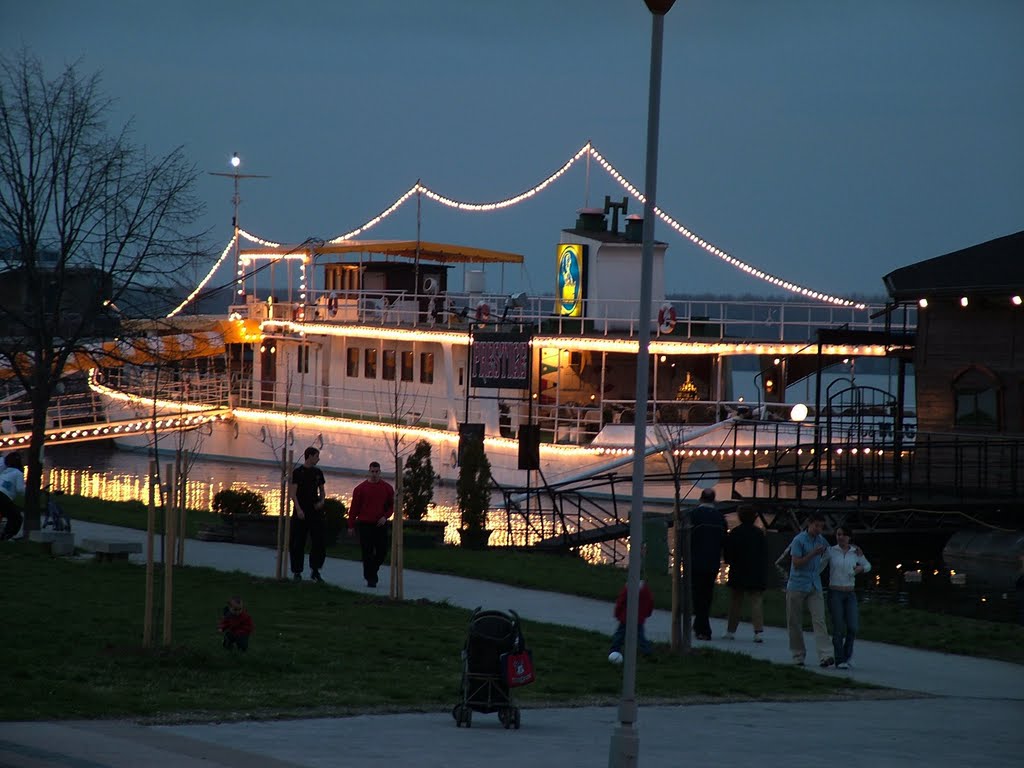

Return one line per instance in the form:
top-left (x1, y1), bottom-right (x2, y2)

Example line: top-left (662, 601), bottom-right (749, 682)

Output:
top-left (230, 515), bottom-right (282, 548)
top-left (457, 528), bottom-right (493, 550)
top-left (404, 519), bottom-right (448, 548)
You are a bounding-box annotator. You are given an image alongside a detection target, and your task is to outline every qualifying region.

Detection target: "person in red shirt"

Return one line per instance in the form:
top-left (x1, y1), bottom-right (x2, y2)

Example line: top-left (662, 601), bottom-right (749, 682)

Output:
top-left (218, 596), bottom-right (254, 651)
top-left (348, 461), bottom-right (395, 587)
top-left (608, 580), bottom-right (654, 662)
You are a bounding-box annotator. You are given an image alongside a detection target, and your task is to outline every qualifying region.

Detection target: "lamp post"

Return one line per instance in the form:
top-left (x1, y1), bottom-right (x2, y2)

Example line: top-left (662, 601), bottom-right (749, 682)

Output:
top-left (608, 2), bottom-right (675, 766)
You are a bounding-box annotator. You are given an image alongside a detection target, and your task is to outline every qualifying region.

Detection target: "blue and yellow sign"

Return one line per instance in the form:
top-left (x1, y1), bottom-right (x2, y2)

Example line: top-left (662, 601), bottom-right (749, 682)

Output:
top-left (556, 243), bottom-right (584, 317)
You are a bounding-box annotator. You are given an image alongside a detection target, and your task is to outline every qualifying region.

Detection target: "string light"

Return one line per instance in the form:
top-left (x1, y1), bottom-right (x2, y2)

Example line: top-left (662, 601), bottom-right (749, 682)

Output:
top-left (166, 233), bottom-right (237, 318)
top-left (173, 141), bottom-right (869, 316)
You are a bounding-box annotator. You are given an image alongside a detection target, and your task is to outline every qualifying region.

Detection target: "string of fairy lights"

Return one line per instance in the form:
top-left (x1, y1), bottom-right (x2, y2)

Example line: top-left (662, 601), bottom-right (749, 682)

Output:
top-left (173, 141), bottom-right (866, 319)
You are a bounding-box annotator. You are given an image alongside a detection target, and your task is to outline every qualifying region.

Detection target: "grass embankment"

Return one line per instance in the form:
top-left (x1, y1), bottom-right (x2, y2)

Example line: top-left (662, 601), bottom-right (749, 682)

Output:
top-left (60, 496), bottom-right (1024, 666)
top-left (1, 546), bottom-right (864, 723)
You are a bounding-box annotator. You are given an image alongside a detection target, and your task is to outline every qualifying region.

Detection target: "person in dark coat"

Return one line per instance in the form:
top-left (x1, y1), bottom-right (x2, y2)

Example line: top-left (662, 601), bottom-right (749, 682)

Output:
top-left (689, 488), bottom-right (727, 640)
top-left (723, 505), bottom-right (767, 642)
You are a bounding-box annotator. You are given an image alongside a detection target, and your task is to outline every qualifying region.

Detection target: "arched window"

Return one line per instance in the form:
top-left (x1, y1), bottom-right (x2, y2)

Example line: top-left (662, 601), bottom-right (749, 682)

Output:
top-left (953, 367), bottom-right (1000, 430)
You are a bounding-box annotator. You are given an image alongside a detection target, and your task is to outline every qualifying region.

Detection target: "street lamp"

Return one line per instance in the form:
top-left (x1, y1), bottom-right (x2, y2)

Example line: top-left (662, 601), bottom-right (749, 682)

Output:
top-left (608, 2), bottom-right (675, 767)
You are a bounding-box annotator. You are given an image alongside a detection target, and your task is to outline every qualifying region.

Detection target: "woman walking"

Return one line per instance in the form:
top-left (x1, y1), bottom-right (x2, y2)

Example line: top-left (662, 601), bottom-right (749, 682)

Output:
top-left (827, 526), bottom-right (871, 669)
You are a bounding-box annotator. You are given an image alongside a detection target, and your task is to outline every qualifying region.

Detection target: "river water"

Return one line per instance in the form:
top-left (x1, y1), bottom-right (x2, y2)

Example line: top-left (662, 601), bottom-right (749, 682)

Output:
top-left (41, 442), bottom-right (1020, 623)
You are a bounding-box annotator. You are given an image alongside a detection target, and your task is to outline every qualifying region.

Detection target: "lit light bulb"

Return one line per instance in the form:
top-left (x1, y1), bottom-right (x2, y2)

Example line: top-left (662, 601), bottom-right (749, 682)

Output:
top-left (960, 296), bottom-right (969, 307)
top-left (231, 152), bottom-right (241, 169)
top-left (1013, 295), bottom-right (1022, 306)
top-left (918, 298), bottom-right (928, 308)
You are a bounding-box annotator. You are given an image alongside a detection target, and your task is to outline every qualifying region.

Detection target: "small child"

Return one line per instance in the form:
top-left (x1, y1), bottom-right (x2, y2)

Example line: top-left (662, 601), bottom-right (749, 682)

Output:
top-left (218, 596), bottom-right (254, 651)
top-left (608, 580), bottom-right (654, 663)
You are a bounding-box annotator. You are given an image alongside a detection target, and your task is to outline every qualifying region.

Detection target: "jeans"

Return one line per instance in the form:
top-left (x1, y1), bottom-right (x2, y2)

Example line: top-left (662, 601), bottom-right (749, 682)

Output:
top-left (358, 521), bottom-right (389, 585)
top-left (691, 569), bottom-right (718, 638)
top-left (289, 509), bottom-right (326, 575)
top-left (828, 589), bottom-right (859, 664)
top-left (610, 622), bottom-right (652, 656)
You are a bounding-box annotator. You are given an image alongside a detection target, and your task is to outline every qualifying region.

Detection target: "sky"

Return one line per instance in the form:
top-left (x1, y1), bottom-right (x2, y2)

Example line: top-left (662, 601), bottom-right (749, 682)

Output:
top-left (2, 0), bottom-right (1022, 305)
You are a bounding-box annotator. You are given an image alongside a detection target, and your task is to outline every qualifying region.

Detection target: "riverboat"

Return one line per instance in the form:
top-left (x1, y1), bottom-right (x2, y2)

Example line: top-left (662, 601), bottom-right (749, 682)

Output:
top-left (91, 205), bottom-right (909, 501)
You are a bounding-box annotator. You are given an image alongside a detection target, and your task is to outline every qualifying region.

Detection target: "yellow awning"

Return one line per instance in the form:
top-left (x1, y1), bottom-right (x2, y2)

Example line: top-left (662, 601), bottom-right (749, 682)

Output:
top-left (241, 239), bottom-right (524, 264)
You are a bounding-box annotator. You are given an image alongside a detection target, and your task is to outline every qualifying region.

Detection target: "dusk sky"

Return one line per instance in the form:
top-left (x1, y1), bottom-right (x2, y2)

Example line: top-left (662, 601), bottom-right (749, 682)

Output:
top-left (3, 0), bottom-right (1021, 304)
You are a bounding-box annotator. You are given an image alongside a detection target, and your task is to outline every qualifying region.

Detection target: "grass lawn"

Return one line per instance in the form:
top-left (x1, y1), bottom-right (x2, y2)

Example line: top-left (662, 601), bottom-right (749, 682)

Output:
top-left (1, 546), bottom-right (868, 723)
top-left (58, 496), bottom-right (1024, 666)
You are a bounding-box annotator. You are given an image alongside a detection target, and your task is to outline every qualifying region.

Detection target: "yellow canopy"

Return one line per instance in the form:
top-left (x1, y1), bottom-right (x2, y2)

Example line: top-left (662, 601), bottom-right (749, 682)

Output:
top-left (241, 239), bottom-right (525, 264)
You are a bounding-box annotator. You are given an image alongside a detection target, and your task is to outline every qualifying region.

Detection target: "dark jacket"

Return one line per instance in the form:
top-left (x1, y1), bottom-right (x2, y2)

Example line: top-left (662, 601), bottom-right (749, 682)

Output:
top-left (689, 503), bottom-right (727, 572)
top-left (724, 522), bottom-right (767, 591)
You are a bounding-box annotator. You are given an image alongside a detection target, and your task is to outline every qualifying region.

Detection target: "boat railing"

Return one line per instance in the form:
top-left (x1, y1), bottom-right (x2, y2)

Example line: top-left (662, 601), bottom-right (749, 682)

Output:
top-left (99, 368), bottom-right (231, 408)
top-left (232, 290), bottom-right (911, 344)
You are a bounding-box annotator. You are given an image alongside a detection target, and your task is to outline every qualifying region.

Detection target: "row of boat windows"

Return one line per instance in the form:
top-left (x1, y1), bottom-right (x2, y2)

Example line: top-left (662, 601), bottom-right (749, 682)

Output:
top-left (339, 348), bottom-right (435, 384)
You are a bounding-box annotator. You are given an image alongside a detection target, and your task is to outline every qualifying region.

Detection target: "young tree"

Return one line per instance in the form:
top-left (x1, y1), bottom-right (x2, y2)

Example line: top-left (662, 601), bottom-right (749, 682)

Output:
top-left (0, 51), bottom-right (205, 529)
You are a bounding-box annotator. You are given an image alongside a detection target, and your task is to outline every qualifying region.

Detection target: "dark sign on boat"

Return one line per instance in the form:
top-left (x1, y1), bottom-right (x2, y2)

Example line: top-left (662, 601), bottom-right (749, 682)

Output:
top-left (470, 331), bottom-right (531, 389)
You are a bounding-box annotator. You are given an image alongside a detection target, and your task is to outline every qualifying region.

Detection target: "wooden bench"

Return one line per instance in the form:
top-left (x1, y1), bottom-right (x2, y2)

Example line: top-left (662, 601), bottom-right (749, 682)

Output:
top-left (80, 538), bottom-right (142, 562)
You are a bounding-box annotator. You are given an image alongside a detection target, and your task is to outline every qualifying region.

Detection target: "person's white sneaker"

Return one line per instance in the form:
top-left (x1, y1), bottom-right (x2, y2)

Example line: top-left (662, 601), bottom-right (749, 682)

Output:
top-left (722, 632), bottom-right (735, 640)
top-left (753, 632), bottom-right (764, 643)
top-left (836, 661), bottom-right (850, 670)
top-left (844, 660), bottom-right (854, 669)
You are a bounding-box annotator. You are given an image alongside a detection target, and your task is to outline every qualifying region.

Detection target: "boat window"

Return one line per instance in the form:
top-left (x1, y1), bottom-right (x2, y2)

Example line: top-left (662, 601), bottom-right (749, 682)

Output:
top-left (346, 348), bottom-right (359, 377)
top-left (401, 351), bottom-right (414, 382)
top-left (365, 348), bottom-right (378, 379)
top-left (383, 349), bottom-right (396, 381)
top-left (953, 367), bottom-right (999, 430)
top-left (420, 352), bottom-right (434, 384)
top-left (297, 344), bottom-right (310, 374)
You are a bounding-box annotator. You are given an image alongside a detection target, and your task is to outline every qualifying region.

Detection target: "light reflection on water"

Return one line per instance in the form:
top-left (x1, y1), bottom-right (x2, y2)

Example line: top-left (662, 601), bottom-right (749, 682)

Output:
top-left (43, 444), bottom-right (609, 560)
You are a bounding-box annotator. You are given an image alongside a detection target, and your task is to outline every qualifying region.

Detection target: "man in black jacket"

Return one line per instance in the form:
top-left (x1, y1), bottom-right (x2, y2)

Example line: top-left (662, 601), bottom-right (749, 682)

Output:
top-left (689, 488), bottom-right (727, 640)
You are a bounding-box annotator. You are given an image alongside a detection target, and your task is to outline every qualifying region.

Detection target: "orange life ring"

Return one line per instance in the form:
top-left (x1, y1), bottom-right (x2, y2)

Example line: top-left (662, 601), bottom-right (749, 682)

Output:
top-left (657, 303), bottom-right (676, 334)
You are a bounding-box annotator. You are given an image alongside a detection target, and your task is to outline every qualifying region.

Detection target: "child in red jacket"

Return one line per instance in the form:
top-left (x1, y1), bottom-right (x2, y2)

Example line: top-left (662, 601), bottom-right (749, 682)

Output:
top-left (608, 580), bottom-right (654, 663)
top-left (218, 596), bottom-right (254, 651)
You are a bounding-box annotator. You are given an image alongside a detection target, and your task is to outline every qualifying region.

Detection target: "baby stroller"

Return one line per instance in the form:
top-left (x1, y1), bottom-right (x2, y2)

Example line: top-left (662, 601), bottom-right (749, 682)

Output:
top-left (42, 485), bottom-right (71, 532)
top-left (452, 608), bottom-right (532, 729)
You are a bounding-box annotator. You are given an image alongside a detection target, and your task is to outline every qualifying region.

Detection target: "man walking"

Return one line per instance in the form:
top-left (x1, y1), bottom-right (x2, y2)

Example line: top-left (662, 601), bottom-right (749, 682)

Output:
top-left (690, 488), bottom-right (727, 641)
top-left (785, 511), bottom-right (833, 666)
top-left (290, 447), bottom-right (327, 583)
top-left (348, 461), bottom-right (394, 587)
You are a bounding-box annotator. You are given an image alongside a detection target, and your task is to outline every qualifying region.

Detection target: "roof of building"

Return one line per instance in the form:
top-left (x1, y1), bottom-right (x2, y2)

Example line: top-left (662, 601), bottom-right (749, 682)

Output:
top-left (561, 228), bottom-right (667, 246)
top-left (883, 230), bottom-right (1024, 300)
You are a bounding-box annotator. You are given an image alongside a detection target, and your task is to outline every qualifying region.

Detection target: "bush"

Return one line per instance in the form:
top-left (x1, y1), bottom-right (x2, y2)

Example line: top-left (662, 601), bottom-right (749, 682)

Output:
top-left (323, 497), bottom-right (347, 545)
top-left (457, 438), bottom-right (492, 532)
top-left (402, 440), bottom-right (436, 521)
top-left (212, 488), bottom-right (267, 518)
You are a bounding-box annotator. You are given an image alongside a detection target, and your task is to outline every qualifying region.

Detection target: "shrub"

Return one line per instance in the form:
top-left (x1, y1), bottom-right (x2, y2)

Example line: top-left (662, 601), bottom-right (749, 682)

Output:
top-left (323, 497), bottom-right (347, 545)
top-left (212, 488), bottom-right (267, 518)
top-left (402, 440), bottom-right (436, 521)
top-left (456, 437), bottom-right (492, 532)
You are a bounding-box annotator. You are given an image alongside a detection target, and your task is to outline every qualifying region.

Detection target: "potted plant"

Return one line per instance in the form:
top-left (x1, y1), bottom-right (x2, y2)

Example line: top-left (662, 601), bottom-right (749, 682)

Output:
top-left (212, 488), bottom-right (277, 547)
top-left (402, 440), bottom-right (446, 547)
top-left (456, 436), bottom-right (493, 549)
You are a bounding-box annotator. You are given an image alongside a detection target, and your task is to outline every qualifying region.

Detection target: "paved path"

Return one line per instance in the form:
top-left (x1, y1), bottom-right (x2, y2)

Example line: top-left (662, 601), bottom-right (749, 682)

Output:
top-left (1, 521), bottom-right (1022, 767)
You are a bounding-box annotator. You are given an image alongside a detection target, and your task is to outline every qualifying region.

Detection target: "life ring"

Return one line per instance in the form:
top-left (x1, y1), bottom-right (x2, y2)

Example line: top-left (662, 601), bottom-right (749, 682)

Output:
top-left (327, 292), bottom-right (338, 317)
top-left (475, 301), bottom-right (491, 324)
top-left (657, 302), bottom-right (676, 334)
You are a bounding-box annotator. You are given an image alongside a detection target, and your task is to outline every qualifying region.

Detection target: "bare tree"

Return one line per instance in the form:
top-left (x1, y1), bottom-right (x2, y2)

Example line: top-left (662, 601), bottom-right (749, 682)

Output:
top-left (0, 51), bottom-right (205, 528)
top-left (655, 421), bottom-right (694, 654)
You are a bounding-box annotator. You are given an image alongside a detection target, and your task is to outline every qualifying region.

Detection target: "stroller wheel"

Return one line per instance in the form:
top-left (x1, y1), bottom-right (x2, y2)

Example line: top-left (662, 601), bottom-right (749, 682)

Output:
top-left (452, 704), bottom-right (464, 726)
top-left (513, 708), bottom-right (521, 730)
top-left (499, 708), bottom-right (510, 729)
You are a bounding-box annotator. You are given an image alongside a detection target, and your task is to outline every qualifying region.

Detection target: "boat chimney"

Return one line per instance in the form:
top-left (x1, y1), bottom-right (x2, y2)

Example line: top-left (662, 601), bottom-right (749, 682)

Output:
top-left (624, 214), bottom-right (643, 243)
top-left (575, 207), bottom-right (607, 233)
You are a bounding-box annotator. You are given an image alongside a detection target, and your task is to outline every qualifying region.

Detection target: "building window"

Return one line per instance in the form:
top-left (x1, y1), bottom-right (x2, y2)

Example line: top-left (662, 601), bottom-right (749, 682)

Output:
top-left (297, 344), bottom-right (310, 374)
top-left (401, 351), bottom-right (414, 382)
top-left (383, 349), bottom-right (396, 381)
top-left (364, 348), bottom-right (378, 379)
top-left (420, 352), bottom-right (434, 384)
top-left (346, 347), bottom-right (359, 377)
top-left (953, 367), bottom-right (999, 429)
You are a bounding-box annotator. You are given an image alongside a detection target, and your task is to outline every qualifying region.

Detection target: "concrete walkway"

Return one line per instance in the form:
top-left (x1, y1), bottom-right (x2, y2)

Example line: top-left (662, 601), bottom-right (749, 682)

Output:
top-left (1, 520), bottom-right (1022, 767)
